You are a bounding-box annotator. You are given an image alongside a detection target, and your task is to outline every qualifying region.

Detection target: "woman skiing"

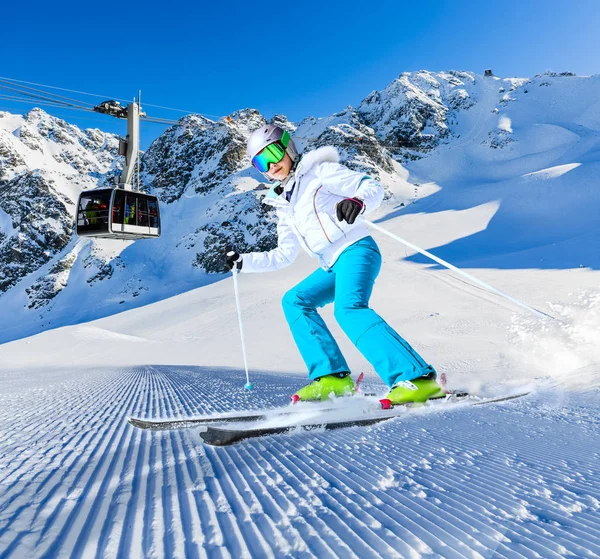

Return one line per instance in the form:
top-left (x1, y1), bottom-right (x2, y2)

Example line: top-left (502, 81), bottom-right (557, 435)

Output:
top-left (226, 124), bottom-right (444, 404)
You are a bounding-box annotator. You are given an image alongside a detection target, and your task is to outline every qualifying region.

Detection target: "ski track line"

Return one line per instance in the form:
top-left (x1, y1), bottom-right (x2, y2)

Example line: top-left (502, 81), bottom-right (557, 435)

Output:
top-left (264, 435), bottom-right (432, 558)
top-left (0, 370), bottom-right (130, 479)
top-left (36, 368), bottom-right (147, 558)
top-left (264, 437), bottom-right (471, 559)
top-left (296, 438), bottom-right (499, 558)
top-left (415, 419), bottom-right (600, 553)
top-left (312, 409), bottom-right (597, 558)
top-left (161, 372), bottom-right (313, 555)
top-left (252, 440), bottom-right (429, 559)
top-left (225, 443), bottom-right (330, 558)
top-left (116, 369), bottom-right (158, 559)
top-left (332, 426), bottom-right (572, 547)
top-left (157, 372), bottom-right (213, 558)
top-left (72, 385), bottom-right (145, 558)
top-left (238, 441), bottom-right (363, 559)
top-left (0, 369), bottom-right (122, 487)
top-left (140, 371), bottom-right (161, 559)
top-left (0, 370), bottom-right (117, 447)
top-left (303, 430), bottom-right (527, 559)
top-left (340, 416), bottom-right (597, 558)
top-left (0, 380), bottom-right (135, 516)
top-left (248, 441), bottom-right (363, 559)
top-left (113, 409), bottom-right (147, 559)
top-left (168, 368), bottom-right (363, 558)
top-left (1, 366), bottom-right (599, 558)
top-left (432, 436), bottom-right (600, 556)
top-left (176, 370), bottom-right (273, 557)
top-left (0, 368), bottom-right (141, 558)
top-left (0, 369), bottom-right (136, 525)
top-left (159, 386), bottom-right (196, 558)
top-left (243, 398), bottom-right (597, 559)
top-left (160, 372), bottom-right (238, 547)
top-left (202, 445), bottom-right (279, 558)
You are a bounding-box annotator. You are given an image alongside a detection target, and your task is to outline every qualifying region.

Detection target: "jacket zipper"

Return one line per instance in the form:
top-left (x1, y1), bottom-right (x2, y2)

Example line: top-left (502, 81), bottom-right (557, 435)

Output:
top-left (313, 186), bottom-right (332, 243)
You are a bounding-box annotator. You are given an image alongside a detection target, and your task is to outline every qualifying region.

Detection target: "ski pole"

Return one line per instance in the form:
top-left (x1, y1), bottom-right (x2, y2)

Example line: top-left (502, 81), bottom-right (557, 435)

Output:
top-left (228, 252), bottom-right (253, 390)
top-left (365, 220), bottom-right (555, 320)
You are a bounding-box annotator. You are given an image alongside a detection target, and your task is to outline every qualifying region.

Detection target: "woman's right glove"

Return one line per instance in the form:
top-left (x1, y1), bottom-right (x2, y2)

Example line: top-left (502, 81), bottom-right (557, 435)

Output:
top-left (226, 250), bottom-right (243, 271)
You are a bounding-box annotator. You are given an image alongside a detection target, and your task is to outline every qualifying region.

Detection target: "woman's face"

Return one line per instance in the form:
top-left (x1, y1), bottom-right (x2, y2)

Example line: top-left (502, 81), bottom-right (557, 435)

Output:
top-left (266, 152), bottom-right (292, 181)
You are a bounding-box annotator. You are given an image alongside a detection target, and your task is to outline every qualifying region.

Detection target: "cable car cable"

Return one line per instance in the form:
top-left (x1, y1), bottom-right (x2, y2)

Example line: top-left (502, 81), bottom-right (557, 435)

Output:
top-left (0, 76), bottom-right (426, 152)
top-left (141, 116), bottom-right (181, 125)
top-left (0, 75), bottom-right (224, 121)
top-left (0, 75), bottom-right (132, 104)
top-left (0, 81), bottom-right (92, 111)
top-left (141, 102), bottom-right (222, 118)
top-left (0, 95), bottom-right (95, 113)
top-left (0, 78), bottom-right (95, 109)
top-left (1, 79), bottom-right (96, 108)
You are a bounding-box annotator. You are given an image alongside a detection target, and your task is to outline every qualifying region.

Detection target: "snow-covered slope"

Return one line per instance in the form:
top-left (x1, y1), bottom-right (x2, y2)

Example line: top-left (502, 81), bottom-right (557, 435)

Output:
top-left (1, 70), bottom-right (599, 345)
top-left (0, 69), bottom-right (600, 558)
top-left (0, 366), bottom-right (599, 558)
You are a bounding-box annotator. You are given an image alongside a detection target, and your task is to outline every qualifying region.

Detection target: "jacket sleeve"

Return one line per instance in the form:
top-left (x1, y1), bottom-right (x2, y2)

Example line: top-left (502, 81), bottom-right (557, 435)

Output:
top-left (241, 210), bottom-right (300, 273)
top-left (317, 161), bottom-right (384, 215)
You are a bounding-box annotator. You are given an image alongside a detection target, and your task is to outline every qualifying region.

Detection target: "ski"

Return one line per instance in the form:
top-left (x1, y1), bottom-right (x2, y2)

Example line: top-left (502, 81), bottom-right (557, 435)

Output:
top-left (129, 412), bottom-right (272, 430)
top-left (128, 398), bottom-right (365, 430)
top-left (129, 372), bottom-right (373, 431)
top-left (197, 392), bottom-right (529, 447)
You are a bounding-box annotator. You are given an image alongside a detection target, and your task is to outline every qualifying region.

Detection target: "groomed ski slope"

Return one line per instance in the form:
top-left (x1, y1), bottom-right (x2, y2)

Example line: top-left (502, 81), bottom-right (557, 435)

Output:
top-left (1, 365), bottom-right (599, 558)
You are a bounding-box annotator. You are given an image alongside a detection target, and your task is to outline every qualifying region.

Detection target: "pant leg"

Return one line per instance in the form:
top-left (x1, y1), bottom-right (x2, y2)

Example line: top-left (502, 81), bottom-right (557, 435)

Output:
top-left (282, 267), bottom-right (350, 380)
top-left (333, 236), bottom-right (435, 387)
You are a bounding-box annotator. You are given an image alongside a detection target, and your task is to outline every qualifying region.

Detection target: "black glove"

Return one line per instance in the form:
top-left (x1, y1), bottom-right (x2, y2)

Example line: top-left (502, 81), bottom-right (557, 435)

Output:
top-left (226, 250), bottom-right (243, 271)
top-left (336, 198), bottom-right (364, 225)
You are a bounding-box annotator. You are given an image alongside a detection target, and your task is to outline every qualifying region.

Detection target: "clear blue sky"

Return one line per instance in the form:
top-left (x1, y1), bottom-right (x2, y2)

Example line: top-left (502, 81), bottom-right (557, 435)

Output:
top-left (2, 0), bottom-right (599, 148)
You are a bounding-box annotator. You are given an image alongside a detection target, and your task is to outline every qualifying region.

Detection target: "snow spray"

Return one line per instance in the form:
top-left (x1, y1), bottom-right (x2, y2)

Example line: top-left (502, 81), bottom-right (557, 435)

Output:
top-left (508, 290), bottom-right (600, 391)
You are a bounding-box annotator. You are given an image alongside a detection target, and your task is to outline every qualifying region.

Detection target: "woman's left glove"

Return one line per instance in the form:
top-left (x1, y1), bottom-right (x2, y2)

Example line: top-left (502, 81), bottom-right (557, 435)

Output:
top-left (336, 198), bottom-right (364, 224)
top-left (226, 250), bottom-right (243, 271)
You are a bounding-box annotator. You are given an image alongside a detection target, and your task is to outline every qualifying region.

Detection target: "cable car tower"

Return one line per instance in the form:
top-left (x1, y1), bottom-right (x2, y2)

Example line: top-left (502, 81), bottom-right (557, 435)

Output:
top-left (76, 95), bottom-right (161, 239)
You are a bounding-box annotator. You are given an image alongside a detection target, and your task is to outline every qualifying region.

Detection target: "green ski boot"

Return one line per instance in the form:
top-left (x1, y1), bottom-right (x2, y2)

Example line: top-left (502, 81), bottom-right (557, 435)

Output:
top-left (381, 375), bottom-right (447, 408)
top-left (292, 373), bottom-right (355, 403)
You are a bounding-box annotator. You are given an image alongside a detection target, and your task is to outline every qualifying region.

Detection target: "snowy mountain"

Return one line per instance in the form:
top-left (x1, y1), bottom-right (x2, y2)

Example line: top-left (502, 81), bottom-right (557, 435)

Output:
top-left (0, 70), bottom-right (599, 345)
top-left (0, 109), bottom-right (120, 294)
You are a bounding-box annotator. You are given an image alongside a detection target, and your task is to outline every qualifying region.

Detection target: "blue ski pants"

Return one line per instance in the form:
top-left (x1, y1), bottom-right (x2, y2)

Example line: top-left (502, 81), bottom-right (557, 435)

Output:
top-left (282, 236), bottom-right (435, 387)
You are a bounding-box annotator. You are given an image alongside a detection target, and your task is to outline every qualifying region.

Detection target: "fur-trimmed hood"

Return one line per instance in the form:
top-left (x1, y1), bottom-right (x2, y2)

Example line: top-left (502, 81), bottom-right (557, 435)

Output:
top-left (262, 146), bottom-right (340, 207)
top-left (296, 146), bottom-right (339, 177)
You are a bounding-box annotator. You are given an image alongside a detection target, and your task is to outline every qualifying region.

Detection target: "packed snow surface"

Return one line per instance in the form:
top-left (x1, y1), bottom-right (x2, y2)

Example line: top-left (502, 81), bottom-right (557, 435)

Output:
top-left (0, 366), bottom-right (599, 558)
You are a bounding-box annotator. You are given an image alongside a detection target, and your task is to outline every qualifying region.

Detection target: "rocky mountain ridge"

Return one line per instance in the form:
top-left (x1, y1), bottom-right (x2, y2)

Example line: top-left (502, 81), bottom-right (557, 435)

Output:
top-left (0, 69), bottom-right (593, 342)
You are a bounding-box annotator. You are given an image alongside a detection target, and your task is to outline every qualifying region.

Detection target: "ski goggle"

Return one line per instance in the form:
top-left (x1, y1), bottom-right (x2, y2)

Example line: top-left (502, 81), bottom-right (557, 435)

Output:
top-left (251, 130), bottom-right (291, 173)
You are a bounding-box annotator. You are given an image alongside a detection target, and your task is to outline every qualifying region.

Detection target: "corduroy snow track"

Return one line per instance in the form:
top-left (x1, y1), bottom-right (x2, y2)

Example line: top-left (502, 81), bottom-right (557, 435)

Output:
top-left (1, 366), bottom-right (599, 558)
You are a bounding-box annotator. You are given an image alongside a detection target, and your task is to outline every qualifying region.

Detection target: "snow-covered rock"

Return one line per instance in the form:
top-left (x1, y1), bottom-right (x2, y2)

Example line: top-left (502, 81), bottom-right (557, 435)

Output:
top-left (0, 70), bottom-right (599, 343)
top-left (0, 109), bottom-right (119, 298)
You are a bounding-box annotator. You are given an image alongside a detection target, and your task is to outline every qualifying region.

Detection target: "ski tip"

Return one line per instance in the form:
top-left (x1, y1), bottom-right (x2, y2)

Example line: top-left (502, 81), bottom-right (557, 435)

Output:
top-left (290, 394), bottom-right (300, 405)
top-left (244, 383), bottom-right (254, 390)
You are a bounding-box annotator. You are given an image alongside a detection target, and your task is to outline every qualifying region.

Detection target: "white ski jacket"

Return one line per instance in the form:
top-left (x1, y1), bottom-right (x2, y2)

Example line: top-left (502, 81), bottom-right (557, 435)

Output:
top-left (241, 146), bottom-right (384, 272)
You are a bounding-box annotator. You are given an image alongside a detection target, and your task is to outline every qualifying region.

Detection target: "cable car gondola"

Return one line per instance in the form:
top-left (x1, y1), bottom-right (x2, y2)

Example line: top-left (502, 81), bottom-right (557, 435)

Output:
top-left (75, 97), bottom-right (162, 241)
top-left (76, 188), bottom-right (160, 239)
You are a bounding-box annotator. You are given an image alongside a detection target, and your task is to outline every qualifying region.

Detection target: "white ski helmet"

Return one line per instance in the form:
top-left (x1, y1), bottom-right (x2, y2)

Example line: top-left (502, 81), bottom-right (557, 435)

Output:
top-left (246, 124), bottom-right (300, 168)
